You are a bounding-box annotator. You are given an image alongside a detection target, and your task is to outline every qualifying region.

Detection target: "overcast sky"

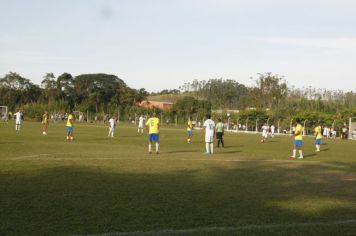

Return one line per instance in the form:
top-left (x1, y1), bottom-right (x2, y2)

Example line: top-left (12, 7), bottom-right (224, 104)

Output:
top-left (1, 0), bottom-right (356, 92)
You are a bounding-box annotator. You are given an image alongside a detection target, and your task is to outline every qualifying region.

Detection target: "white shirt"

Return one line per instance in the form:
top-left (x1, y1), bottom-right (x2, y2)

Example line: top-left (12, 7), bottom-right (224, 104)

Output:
top-left (203, 119), bottom-right (215, 138)
top-left (262, 125), bottom-right (269, 135)
top-left (15, 112), bottom-right (22, 123)
top-left (270, 125), bottom-right (275, 133)
top-left (109, 118), bottom-right (116, 128)
top-left (138, 116), bottom-right (144, 127)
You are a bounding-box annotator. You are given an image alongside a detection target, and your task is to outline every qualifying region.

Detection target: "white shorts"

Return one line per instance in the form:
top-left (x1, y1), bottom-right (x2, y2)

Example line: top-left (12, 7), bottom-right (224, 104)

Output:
top-left (205, 135), bottom-right (214, 143)
top-left (262, 132), bottom-right (268, 138)
top-left (16, 121), bottom-right (21, 125)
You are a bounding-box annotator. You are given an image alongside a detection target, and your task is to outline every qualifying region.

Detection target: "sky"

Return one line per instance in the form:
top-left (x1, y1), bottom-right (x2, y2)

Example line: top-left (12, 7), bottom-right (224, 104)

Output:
top-left (0, 0), bottom-right (356, 92)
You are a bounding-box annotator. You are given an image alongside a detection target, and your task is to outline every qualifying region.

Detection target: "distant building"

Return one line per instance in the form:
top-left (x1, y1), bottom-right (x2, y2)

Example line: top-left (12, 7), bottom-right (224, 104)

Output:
top-left (138, 100), bottom-right (174, 110)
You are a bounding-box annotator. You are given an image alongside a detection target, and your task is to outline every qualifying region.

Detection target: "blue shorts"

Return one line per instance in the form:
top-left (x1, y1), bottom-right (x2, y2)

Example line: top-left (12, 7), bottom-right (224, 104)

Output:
top-left (315, 139), bottom-right (321, 145)
top-left (66, 126), bottom-right (73, 133)
top-left (294, 140), bottom-right (302, 147)
top-left (187, 130), bottom-right (193, 136)
top-left (149, 133), bottom-right (159, 142)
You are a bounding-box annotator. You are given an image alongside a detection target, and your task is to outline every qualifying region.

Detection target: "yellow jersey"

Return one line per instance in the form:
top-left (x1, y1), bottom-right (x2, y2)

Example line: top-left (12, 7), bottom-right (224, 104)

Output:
top-left (314, 126), bottom-right (322, 139)
top-left (42, 114), bottom-right (48, 124)
top-left (187, 120), bottom-right (193, 131)
top-left (146, 117), bottom-right (159, 134)
top-left (295, 124), bottom-right (303, 140)
top-left (66, 114), bottom-right (74, 127)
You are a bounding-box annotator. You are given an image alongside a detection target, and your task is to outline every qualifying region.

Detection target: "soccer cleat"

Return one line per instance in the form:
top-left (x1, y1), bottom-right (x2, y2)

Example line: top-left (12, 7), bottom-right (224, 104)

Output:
top-left (156, 152), bottom-right (159, 154)
top-left (297, 156), bottom-right (304, 159)
top-left (149, 152), bottom-right (152, 154)
top-left (290, 156), bottom-right (296, 159)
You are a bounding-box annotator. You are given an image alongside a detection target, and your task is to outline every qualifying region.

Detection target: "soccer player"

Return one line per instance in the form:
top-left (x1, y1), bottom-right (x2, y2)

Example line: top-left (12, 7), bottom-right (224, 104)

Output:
top-left (187, 116), bottom-right (193, 143)
top-left (314, 122), bottom-right (322, 152)
top-left (215, 118), bottom-right (224, 148)
top-left (108, 116), bottom-right (116, 138)
top-left (145, 112), bottom-right (160, 154)
top-left (290, 118), bottom-right (304, 159)
top-left (352, 129), bottom-right (356, 140)
top-left (261, 123), bottom-right (269, 143)
top-left (66, 111), bottom-right (74, 141)
top-left (15, 109), bottom-right (22, 131)
top-left (42, 111), bottom-right (49, 135)
top-left (203, 114), bottom-right (215, 154)
top-left (137, 115), bottom-right (145, 134)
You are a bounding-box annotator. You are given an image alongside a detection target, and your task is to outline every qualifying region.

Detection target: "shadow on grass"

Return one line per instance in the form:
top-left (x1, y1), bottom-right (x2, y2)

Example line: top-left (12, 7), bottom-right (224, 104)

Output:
top-left (0, 161), bottom-right (356, 235)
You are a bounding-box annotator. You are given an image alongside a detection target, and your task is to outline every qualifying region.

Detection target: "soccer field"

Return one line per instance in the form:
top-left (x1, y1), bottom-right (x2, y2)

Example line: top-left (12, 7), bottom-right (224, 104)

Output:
top-left (1, 122), bottom-right (356, 235)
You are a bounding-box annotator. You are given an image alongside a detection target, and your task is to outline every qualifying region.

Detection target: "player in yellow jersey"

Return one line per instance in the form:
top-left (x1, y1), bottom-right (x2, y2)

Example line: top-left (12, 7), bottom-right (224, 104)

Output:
top-left (314, 122), bottom-right (322, 152)
top-left (42, 111), bottom-right (49, 135)
top-left (290, 118), bottom-right (304, 159)
top-left (66, 111), bottom-right (75, 141)
top-left (187, 116), bottom-right (193, 143)
top-left (145, 112), bottom-right (160, 154)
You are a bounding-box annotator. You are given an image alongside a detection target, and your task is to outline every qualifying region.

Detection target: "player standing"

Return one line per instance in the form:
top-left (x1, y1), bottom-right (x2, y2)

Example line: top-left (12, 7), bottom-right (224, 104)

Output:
top-left (145, 113), bottom-right (160, 154)
top-left (314, 122), bottom-right (322, 152)
top-left (15, 109), bottom-right (22, 132)
top-left (42, 111), bottom-right (49, 135)
top-left (108, 116), bottom-right (116, 138)
top-left (215, 118), bottom-right (224, 148)
top-left (66, 111), bottom-right (75, 141)
top-left (261, 123), bottom-right (269, 143)
top-left (203, 114), bottom-right (215, 155)
top-left (290, 118), bottom-right (304, 159)
top-left (138, 115), bottom-right (145, 134)
top-left (187, 116), bottom-right (193, 143)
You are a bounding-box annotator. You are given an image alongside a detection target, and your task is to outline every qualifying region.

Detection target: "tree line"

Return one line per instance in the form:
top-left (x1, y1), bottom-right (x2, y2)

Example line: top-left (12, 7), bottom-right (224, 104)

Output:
top-left (1, 71), bottom-right (356, 129)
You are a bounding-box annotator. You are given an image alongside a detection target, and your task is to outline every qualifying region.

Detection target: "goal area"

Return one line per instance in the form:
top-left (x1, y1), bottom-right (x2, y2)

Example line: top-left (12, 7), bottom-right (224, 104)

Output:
top-left (0, 106), bottom-right (8, 121)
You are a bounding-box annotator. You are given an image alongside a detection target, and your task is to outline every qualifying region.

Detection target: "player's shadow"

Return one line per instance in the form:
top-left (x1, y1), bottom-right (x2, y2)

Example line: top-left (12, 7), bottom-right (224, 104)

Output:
top-left (216, 149), bottom-right (242, 154)
top-left (304, 153), bottom-right (317, 158)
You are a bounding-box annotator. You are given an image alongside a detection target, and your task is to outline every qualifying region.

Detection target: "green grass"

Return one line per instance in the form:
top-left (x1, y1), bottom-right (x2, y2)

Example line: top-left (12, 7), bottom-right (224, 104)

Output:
top-left (1, 121), bottom-right (356, 235)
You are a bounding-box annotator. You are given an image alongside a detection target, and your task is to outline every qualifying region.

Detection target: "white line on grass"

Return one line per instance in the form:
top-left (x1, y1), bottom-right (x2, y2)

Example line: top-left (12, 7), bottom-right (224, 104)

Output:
top-left (87, 219), bottom-right (356, 236)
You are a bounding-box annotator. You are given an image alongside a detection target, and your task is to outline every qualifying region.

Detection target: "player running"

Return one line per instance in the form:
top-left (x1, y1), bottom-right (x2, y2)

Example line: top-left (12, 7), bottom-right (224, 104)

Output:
top-left (15, 109), bottom-right (22, 132)
top-left (216, 118), bottom-right (224, 148)
top-left (314, 122), bottom-right (322, 152)
top-left (203, 114), bottom-right (215, 155)
top-left (66, 111), bottom-right (75, 141)
top-left (138, 115), bottom-right (145, 134)
top-left (108, 116), bottom-right (117, 138)
top-left (42, 111), bottom-right (49, 135)
top-left (145, 113), bottom-right (160, 154)
top-left (261, 123), bottom-right (269, 143)
top-left (187, 116), bottom-right (193, 143)
top-left (290, 118), bottom-right (304, 159)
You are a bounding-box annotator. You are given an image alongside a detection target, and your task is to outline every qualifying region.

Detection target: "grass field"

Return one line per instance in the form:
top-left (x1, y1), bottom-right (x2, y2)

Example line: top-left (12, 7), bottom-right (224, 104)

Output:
top-left (1, 121), bottom-right (356, 235)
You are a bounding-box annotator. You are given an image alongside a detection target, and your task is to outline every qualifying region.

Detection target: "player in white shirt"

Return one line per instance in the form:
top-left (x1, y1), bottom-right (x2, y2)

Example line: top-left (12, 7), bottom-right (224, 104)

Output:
top-left (203, 114), bottom-right (215, 155)
top-left (137, 115), bottom-right (145, 134)
top-left (108, 116), bottom-right (117, 138)
top-left (15, 110), bottom-right (22, 131)
top-left (261, 123), bottom-right (269, 143)
top-left (270, 124), bottom-right (275, 138)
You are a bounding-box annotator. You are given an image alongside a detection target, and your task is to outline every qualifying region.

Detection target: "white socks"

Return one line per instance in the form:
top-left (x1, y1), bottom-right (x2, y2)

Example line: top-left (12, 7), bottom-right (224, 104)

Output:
top-left (292, 149), bottom-right (296, 157)
top-left (292, 149), bottom-right (303, 158)
top-left (299, 150), bottom-right (303, 158)
top-left (316, 145), bottom-right (320, 151)
top-left (205, 143), bottom-right (213, 154)
top-left (149, 143), bottom-right (159, 153)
